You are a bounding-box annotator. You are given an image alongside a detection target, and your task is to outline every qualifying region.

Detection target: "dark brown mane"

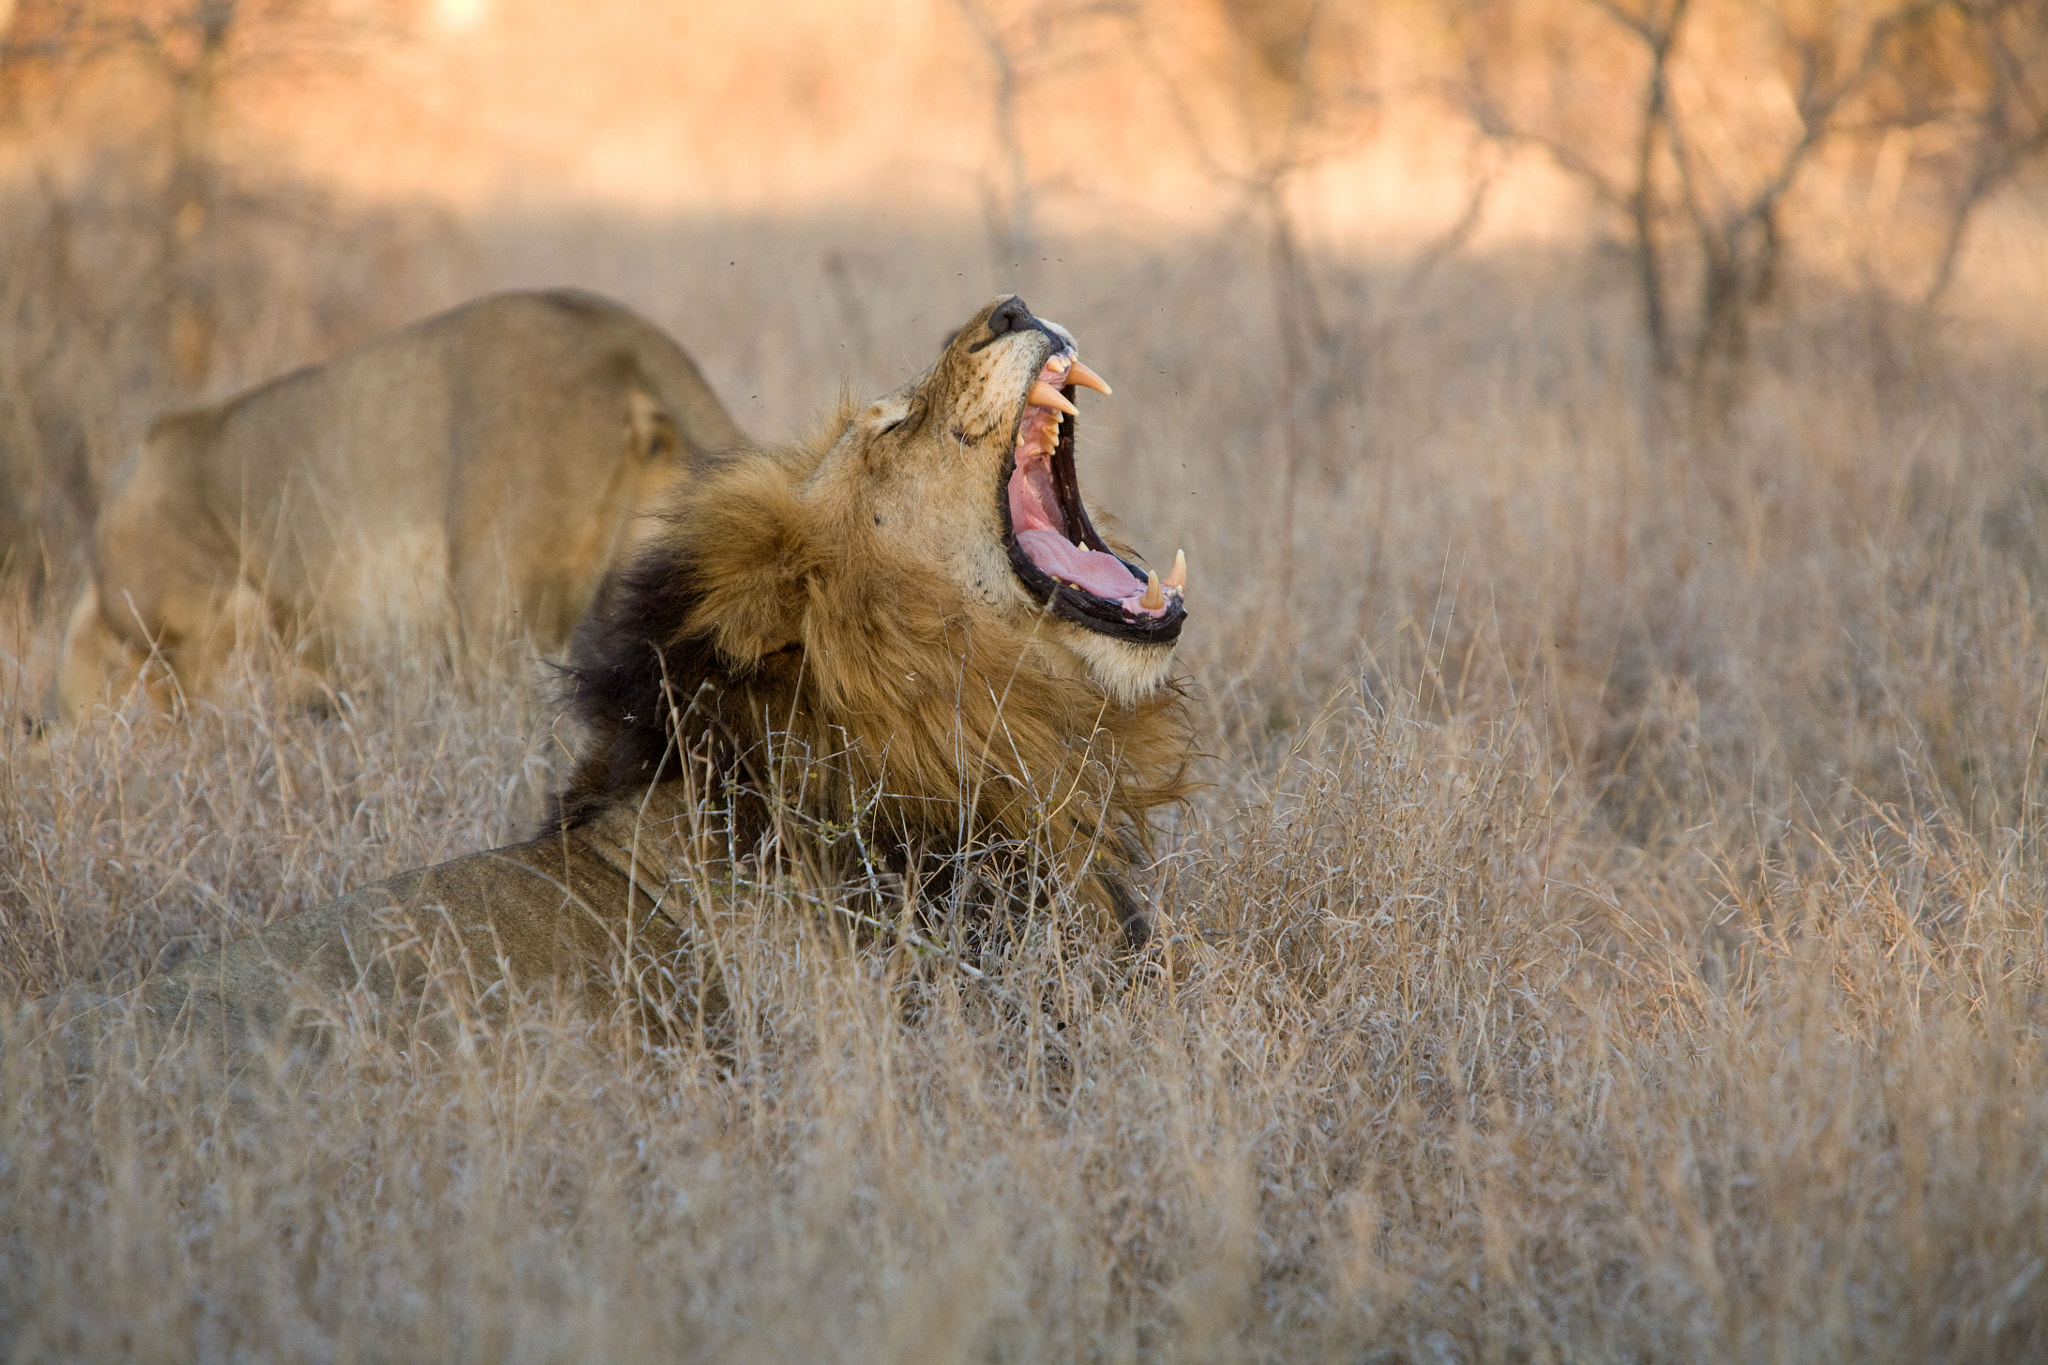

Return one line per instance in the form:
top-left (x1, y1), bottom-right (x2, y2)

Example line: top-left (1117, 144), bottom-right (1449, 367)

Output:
top-left (548, 542), bottom-right (722, 830)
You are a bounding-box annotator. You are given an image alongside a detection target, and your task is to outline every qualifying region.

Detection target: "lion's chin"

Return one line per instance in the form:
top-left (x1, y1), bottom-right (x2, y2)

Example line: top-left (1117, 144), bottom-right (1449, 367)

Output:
top-left (1058, 625), bottom-right (1180, 708)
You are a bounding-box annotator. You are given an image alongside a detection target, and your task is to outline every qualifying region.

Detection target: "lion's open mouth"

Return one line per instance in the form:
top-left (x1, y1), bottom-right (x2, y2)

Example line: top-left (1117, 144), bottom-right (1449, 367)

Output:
top-left (1002, 351), bottom-right (1187, 643)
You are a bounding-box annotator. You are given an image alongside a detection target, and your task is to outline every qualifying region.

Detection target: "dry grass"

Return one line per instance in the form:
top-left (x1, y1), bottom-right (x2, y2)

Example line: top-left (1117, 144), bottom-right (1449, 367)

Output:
top-left (4, 215), bottom-right (2048, 1361)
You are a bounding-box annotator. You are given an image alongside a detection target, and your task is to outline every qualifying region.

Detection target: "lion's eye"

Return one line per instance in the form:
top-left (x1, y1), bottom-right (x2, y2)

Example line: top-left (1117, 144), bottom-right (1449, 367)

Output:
top-left (879, 418), bottom-right (905, 435)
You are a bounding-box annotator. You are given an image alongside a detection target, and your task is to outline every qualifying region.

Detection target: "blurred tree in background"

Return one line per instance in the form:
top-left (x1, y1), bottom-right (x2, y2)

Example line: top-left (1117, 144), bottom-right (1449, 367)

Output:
top-left (0, 0), bottom-right (452, 587)
top-left (1127, 0), bottom-right (1395, 611)
top-left (1453, 0), bottom-right (2048, 420)
top-left (954, 0), bottom-right (1142, 286)
top-left (0, 0), bottom-right (2041, 584)
top-left (1872, 0), bottom-right (2048, 311)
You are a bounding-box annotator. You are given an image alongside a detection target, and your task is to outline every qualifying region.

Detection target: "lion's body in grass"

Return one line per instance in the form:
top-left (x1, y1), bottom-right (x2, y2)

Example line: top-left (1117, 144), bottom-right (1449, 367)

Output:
top-left (38, 297), bottom-right (1193, 1068)
top-left (53, 289), bottom-right (745, 720)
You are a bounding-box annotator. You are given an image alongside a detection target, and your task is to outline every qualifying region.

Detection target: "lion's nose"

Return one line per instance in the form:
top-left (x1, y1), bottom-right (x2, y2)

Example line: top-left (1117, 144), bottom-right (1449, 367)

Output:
top-left (973, 296), bottom-right (1060, 353)
top-left (987, 296), bottom-right (1036, 337)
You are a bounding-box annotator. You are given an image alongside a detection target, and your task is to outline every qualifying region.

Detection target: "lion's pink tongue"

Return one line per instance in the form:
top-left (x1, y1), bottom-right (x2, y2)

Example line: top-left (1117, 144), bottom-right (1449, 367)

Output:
top-left (1008, 459), bottom-right (1146, 600)
top-left (1016, 530), bottom-right (1150, 601)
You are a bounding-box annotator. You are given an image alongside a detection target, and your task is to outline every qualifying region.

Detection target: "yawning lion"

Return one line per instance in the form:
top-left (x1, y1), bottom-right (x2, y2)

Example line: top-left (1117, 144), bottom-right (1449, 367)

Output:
top-left (40, 296), bottom-right (1195, 1064)
top-left (53, 289), bottom-right (745, 720)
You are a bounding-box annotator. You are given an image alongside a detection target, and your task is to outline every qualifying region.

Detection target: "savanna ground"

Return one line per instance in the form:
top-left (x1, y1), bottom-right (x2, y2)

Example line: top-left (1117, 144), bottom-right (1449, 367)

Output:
top-left (5, 3), bottom-right (2048, 1357)
top-left (3, 214), bottom-right (2045, 1361)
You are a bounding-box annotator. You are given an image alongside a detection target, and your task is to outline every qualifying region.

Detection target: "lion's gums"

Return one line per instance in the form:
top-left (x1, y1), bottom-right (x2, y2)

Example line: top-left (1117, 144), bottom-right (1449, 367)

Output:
top-left (3, 223), bottom-right (2048, 1360)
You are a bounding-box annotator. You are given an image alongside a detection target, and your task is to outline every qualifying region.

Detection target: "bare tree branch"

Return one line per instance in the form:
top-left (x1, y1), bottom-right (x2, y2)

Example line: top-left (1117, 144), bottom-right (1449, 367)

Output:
top-left (1454, 0), bottom-right (2035, 420)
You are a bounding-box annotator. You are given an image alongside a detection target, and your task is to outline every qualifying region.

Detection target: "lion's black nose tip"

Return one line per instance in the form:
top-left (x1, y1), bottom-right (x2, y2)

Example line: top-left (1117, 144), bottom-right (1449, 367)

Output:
top-left (988, 296), bottom-right (1034, 337)
top-left (972, 295), bottom-right (1058, 352)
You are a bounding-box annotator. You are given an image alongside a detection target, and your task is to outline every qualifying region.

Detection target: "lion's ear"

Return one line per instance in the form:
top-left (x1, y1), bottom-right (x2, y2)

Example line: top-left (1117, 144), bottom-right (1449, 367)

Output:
top-left (684, 462), bottom-right (817, 667)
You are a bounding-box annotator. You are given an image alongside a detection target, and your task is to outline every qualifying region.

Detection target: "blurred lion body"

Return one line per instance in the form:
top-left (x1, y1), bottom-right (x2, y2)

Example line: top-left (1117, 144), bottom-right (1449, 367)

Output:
top-left (53, 289), bottom-right (745, 719)
top-left (38, 297), bottom-right (1192, 1068)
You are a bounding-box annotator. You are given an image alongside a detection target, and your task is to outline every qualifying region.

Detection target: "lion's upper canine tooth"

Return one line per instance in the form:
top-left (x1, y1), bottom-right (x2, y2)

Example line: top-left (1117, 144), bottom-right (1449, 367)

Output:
top-left (1030, 381), bottom-right (1080, 416)
top-left (1067, 359), bottom-right (1112, 396)
top-left (1163, 548), bottom-right (1186, 591)
top-left (1140, 569), bottom-right (1165, 611)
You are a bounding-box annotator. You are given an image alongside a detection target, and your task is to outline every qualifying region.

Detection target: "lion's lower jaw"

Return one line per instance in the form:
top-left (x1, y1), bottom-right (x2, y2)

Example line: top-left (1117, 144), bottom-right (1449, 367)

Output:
top-left (1062, 629), bottom-right (1180, 707)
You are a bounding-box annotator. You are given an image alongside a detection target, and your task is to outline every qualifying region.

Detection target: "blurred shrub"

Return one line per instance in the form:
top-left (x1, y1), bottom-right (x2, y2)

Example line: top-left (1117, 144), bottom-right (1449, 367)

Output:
top-left (0, 0), bottom-right (466, 591)
top-left (1451, 0), bottom-right (2048, 418)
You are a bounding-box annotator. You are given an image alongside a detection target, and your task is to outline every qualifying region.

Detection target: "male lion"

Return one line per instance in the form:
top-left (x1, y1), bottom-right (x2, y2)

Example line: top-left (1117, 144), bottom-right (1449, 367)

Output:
top-left (37, 296), bottom-right (1194, 1065)
top-left (53, 289), bottom-right (745, 720)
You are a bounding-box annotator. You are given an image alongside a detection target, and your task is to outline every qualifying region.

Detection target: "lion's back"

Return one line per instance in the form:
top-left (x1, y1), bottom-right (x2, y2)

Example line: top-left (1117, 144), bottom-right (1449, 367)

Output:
top-left (68, 290), bottom-right (744, 714)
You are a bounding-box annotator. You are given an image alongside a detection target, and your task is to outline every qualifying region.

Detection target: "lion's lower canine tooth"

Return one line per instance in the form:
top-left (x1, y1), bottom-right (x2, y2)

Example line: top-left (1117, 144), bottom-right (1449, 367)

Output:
top-left (1030, 382), bottom-right (1080, 415)
top-left (1163, 547), bottom-right (1186, 590)
top-left (1140, 569), bottom-right (1165, 611)
top-left (1067, 359), bottom-right (1112, 395)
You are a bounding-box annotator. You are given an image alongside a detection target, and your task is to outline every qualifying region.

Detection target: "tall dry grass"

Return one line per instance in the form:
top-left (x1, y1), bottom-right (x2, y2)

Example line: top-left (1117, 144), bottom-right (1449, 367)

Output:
top-left (3, 215), bottom-right (2048, 1360)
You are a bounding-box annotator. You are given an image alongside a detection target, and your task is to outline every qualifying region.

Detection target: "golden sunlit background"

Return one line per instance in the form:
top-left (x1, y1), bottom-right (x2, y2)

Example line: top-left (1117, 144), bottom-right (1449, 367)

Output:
top-left (7, 3), bottom-right (2048, 1359)
top-left (4, 0), bottom-right (2043, 574)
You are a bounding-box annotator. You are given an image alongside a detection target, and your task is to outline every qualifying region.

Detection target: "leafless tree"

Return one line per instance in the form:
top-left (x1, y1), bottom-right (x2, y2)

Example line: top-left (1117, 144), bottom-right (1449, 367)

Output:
top-left (1455, 0), bottom-right (2048, 420)
top-left (2, 0), bottom-right (400, 382)
top-left (0, 1), bottom-right (436, 584)
top-left (1128, 0), bottom-right (1392, 612)
top-left (953, 0), bottom-right (1133, 287)
top-left (1875, 0), bottom-right (2048, 314)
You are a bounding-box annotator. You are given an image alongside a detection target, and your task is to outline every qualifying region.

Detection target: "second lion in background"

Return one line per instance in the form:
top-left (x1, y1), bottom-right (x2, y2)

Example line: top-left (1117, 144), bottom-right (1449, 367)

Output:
top-left (53, 288), bottom-right (746, 720)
